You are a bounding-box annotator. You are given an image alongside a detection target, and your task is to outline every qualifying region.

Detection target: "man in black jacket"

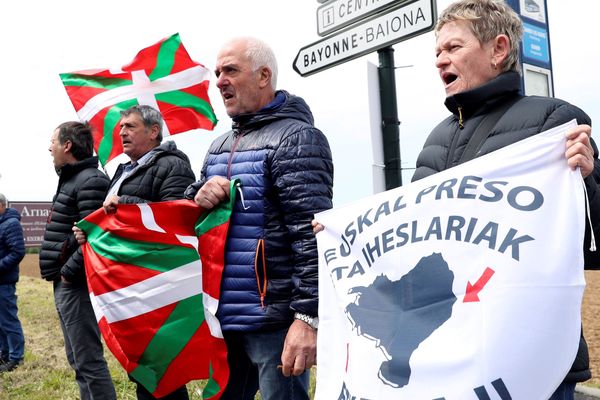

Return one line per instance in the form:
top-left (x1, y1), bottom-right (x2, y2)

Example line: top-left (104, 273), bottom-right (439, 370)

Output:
top-left (185, 37), bottom-right (333, 400)
top-left (0, 193), bottom-right (25, 372)
top-left (40, 121), bottom-right (116, 399)
top-left (76, 104), bottom-right (196, 400)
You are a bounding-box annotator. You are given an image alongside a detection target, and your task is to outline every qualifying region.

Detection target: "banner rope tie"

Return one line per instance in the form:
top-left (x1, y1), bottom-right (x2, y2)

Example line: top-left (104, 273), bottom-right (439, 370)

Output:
top-left (582, 177), bottom-right (597, 251)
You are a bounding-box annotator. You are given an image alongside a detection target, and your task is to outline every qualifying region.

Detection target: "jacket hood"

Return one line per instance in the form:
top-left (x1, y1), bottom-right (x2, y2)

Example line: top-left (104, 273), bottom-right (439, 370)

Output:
top-left (232, 90), bottom-right (315, 129)
top-left (147, 140), bottom-right (191, 164)
top-left (444, 71), bottom-right (522, 120)
top-left (0, 208), bottom-right (21, 223)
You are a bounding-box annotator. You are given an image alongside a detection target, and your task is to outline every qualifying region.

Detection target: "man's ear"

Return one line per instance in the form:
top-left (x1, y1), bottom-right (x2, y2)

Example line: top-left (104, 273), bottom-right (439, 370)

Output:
top-left (492, 34), bottom-right (510, 67)
top-left (63, 140), bottom-right (73, 153)
top-left (150, 124), bottom-right (160, 140)
top-left (257, 66), bottom-right (272, 89)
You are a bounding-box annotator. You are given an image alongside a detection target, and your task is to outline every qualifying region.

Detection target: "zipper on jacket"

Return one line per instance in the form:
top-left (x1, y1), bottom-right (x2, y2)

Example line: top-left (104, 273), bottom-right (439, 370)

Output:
top-left (445, 113), bottom-right (463, 170)
top-left (254, 239), bottom-right (268, 308)
top-left (227, 129), bottom-right (243, 180)
top-left (458, 106), bottom-right (464, 129)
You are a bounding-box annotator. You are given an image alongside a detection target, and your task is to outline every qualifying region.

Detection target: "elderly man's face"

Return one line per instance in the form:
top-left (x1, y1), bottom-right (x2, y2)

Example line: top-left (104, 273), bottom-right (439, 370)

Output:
top-left (215, 40), bottom-right (265, 118)
top-left (435, 20), bottom-right (499, 97)
top-left (119, 113), bottom-right (158, 163)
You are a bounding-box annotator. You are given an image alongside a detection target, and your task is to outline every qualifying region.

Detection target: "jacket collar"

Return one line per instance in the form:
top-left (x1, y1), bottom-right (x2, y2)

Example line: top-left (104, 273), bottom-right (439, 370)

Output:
top-left (231, 90), bottom-right (288, 129)
top-left (58, 157), bottom-right (100, 180)
top-left (444, 71), bottom-right (522, 120)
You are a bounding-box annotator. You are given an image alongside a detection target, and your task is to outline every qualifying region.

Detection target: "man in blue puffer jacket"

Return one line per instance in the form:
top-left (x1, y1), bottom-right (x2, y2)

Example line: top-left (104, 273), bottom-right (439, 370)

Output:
top-left (0, 193), bottom-right (25, 372)
top-left (185, 37), bottom-right (334, 400)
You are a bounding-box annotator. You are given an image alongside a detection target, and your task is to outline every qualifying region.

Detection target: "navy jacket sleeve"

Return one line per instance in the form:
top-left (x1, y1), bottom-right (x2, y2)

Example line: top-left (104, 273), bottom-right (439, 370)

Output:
top-left (0, 218), bottom-right (25, 274)
top-left (271, 126), bottom-right (334, 316)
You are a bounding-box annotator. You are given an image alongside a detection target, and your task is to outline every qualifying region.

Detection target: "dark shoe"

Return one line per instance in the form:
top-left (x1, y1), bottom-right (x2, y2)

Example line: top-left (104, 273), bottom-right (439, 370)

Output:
top-left (0, 359), bottom-right (21, 372)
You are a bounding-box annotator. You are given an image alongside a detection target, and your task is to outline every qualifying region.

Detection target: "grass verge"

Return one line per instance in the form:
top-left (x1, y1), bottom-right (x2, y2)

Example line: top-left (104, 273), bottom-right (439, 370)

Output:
top-left (0, 276), bottom-right (315, 399)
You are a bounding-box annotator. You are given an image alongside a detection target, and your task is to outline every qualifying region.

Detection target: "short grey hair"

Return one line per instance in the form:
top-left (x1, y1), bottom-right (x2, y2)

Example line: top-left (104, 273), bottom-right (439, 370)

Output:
top-left (0, 193), bottom-right (7, 207)
top-left (243, 37), bottom-right (278, 90)
top-left (436, 0), bottom-right (523, 73)
top-left (121, 105), bottom-right (164, 142)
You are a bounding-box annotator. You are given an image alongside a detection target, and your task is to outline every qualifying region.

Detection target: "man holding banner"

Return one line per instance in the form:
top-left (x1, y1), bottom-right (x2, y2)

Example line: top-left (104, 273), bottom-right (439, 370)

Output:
top-left (314, 1), bottom-right (599, 399)
top-left (75, 105), bottom-right (196, 400)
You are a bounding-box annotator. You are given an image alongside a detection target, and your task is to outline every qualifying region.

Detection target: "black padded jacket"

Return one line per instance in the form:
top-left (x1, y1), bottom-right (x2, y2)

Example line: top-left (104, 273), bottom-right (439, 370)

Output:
top-left (110, 141), bottom-right (195, 204)
top-left (412, 71), bottom-right (599, 383)
top-left (40, 157), bottom-right (109, 282)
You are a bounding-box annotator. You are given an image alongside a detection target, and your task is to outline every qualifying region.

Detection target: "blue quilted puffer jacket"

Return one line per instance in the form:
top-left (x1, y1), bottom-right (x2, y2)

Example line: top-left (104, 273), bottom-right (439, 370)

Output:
top-left (0, 208), bottom-right (25, 284)
top-left (185, 91), bottom-right (334, 331)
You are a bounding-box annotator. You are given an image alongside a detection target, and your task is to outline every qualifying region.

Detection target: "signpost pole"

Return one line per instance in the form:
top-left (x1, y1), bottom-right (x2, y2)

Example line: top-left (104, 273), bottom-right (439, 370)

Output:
top-left (378, 46), bottom-right (402, 189)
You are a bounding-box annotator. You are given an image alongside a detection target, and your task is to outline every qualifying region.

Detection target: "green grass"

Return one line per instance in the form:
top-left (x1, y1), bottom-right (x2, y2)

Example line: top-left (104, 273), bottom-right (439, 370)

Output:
top-left (0, 276), bottom-right (315, 399)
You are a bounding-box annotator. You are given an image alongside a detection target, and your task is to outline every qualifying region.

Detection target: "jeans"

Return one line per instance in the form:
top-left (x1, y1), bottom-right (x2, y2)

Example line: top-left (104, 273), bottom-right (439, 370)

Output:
top-left (221, 328), bottom-right (310, 400)
top-left (548, 382), bottom-right (576, 400)
top-left (0, 283), bottom-right (24, 362)
top-left (54, 280), bottom-right (116, 400)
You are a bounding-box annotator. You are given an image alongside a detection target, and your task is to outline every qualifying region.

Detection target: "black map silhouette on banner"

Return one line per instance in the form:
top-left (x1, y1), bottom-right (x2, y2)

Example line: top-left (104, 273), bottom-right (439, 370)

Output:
top-left (346, 253), bottom-right (457, 388)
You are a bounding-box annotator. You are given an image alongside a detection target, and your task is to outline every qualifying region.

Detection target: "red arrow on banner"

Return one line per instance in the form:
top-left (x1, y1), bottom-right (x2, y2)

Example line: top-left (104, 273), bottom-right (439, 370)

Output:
top-left (464, 267), bottom-right (495, 303)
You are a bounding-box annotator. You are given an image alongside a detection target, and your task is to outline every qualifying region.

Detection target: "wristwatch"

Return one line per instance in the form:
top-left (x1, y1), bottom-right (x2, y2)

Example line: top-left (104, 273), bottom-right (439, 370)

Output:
top-left (294, 312), bottom-right (319, 330)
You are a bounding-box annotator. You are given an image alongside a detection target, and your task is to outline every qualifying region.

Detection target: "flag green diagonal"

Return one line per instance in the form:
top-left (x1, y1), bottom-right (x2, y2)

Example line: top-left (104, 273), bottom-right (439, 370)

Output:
top-left (202, 362), bottom-right (223, 399)
top-left (155, 90), bottom-right (218, 125)
top-left (195, 179), bottom-right (239, 235)
top-left (130, 294), bottom-right (205, 392)
top-left (78, 219), bottom-right (199, 272)
top-left (97, 99), bottom-right (138, 165)
top-left (59, 73), bottom-right (132, 89)
top-left (149, 34), bottom-right (180, 81)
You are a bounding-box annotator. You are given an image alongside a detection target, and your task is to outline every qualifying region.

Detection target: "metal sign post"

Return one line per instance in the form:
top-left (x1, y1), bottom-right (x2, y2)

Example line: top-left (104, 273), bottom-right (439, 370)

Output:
top-left (378, 47), bottom-right (402, 189)
top-left (298, 0), bottom-right (437, 190)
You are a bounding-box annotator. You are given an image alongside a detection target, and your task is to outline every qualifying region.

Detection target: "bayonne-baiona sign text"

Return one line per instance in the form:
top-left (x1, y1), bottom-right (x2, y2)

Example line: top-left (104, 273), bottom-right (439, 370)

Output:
top-left (294, 0), bottom-right (435, 76)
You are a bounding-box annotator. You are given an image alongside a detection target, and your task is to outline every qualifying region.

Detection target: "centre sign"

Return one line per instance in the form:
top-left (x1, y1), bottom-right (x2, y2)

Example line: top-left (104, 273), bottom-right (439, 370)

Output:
top-left (317, 0), bottom-right (410, 36)
top-left (294, 0), bottom-right (436, 77)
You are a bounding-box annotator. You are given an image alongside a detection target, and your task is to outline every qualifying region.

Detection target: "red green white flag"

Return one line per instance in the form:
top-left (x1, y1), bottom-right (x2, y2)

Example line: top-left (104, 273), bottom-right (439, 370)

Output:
top-left (77, 188), bottom-right (236, 398)
top-left (60, 33), bottom-right (218, 166)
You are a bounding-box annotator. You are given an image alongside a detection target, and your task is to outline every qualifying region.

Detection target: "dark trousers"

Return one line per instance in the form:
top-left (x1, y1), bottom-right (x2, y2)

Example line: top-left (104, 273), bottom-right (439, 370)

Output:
top-left (54, 280), bottom-right (116, 400)
top-left (221, 328), bottom-right (310, 400)
top-left (0, 283), bottom-right (24, 362)
top-left (134, 380), bottom-right (189, 400)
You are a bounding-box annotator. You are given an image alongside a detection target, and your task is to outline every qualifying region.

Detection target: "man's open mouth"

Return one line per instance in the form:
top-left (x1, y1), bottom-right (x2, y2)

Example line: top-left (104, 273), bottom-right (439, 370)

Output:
top-left (442, 72), bottom-right (458, 85)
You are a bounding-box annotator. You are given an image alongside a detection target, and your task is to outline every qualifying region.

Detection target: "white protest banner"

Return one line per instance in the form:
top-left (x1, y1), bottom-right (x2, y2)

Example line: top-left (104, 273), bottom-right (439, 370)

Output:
top-left (315, 120), bottom-right (586, 400)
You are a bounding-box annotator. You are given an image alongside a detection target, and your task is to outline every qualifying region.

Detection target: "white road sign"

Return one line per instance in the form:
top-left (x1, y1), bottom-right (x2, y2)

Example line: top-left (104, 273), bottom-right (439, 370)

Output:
top-left (317, 0), bottom-right (409, 36)
top-left (294, 0), bottom-right (436, 77)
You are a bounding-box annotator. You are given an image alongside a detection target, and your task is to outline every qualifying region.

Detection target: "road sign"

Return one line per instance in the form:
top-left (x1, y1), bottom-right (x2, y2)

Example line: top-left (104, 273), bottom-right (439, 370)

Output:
top-left (317, 0), bottom-right (409, 37)
top-left (9, 201), bottom-right (52, 248)
top-left (294, 0), bottom-right (436, 77)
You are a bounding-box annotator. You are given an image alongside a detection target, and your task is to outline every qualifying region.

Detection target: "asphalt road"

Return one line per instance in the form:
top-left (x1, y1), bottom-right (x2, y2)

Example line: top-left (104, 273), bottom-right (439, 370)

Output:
top-left (576, 394), bottom-right (598, 400)
top-left (576, 385), bottom-right (600, 400)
